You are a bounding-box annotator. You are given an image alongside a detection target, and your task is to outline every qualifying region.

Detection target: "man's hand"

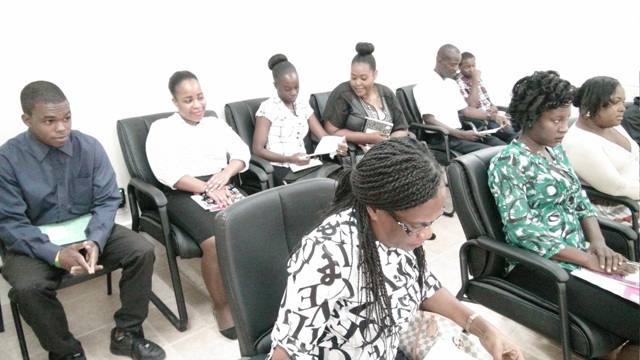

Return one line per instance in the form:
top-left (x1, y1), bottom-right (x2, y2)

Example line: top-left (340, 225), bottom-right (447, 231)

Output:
top-left (456, 129), bottom-right (486, 142)
top-left (471, 68), bottom-right (482, 82)
top-left (494, 113), bottom-right (510, 128)
top-left (61, 241), bottom-right (104, 275)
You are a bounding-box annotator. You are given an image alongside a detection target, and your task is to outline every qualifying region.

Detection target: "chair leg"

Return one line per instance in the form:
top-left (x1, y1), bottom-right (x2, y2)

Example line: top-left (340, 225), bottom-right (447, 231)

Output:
top-left (10, 301), bottom-right (29, 360)
top-left (443, 173), bottom-right (455, 217)
top-left (106, 272), bottom-right (112, 295)
top-left (0, 299), bottom-right (4, 333)
top-left (148, 250), bottom-right (188, 332)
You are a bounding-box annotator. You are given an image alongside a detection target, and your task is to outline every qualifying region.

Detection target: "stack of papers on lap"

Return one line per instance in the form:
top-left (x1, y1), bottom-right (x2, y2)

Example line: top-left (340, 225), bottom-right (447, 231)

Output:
top-left (572, 263), bottom-right (640, 304)
top-left (38, 214), bottom-right (91, 246)
top-left (290, 159), bottom-right (323, 172)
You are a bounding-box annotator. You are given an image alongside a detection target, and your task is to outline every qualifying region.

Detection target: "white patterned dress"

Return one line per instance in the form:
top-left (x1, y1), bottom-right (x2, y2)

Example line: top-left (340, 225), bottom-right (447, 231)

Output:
top-left (268, 209), bottom-right (442, 360)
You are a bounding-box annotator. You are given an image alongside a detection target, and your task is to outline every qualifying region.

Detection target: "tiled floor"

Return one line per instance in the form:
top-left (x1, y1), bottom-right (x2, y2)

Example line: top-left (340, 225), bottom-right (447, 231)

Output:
top-left (0, 196), bottom-right (588, 359)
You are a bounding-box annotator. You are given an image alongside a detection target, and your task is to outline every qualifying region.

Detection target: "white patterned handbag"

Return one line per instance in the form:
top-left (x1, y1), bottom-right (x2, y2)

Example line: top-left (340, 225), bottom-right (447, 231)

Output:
top-left (398, 311), bottom-right (492, 360)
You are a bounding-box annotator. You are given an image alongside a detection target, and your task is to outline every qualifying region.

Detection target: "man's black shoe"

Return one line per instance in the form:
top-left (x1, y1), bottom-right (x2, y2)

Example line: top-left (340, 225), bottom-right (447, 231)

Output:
top-left (110, 327), bottom-right (166, 360)
top-left (49, 351), bottom-right (86, 360)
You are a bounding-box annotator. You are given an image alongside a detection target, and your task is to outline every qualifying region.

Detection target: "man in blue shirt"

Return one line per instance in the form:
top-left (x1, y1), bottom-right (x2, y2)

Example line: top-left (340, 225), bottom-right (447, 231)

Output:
top-left (0, 81), bottom-right (165, 360)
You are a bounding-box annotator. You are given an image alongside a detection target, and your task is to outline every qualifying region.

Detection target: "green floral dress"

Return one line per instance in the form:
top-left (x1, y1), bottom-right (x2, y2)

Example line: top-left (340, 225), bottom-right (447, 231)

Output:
top-left (488, 141), bottom-right (597, 271)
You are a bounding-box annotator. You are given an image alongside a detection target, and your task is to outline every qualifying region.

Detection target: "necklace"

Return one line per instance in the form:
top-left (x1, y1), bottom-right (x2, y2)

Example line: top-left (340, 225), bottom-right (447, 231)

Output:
top-left (365, 93), bottom-right (377, 106)
top-left (285, 102), bottom-right (297, 117)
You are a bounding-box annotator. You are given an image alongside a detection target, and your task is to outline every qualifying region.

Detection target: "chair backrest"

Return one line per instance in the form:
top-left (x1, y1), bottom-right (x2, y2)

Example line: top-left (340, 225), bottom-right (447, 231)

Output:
top-left (116, 110), bottom-right (218, 186)
top-left (447, 146), bottom-right (506, 276)
top-left (214, 178), bottom-right (337, 358)
top-left (224, 97), bottom-right (269, 148)
top-left (396, 84), bottom-right (421, 125)
top-left (309, 91), bottom-right (332, 122)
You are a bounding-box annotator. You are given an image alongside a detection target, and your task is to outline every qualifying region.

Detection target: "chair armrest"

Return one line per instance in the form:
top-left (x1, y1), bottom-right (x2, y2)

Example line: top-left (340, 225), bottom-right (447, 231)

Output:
top-left (459, 115), bottom-right (487, 130)
top-left (247, 163), bottom-right (269, 183)
top-left (409, 123), bottom-right (450, 136)
top-left (467, 236), bottom-right (570, 282)
top-left (128, 177), bottom-right (168, 207)
top-left (582, 185), bottom-right (639, 212)
top-left (598, 218), bottom-right (638, 242)
top-left (249, 154), bottom-right (274, 175)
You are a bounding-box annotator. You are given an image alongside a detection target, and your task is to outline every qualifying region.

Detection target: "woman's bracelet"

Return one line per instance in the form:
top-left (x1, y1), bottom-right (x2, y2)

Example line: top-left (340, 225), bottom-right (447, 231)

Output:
top-left (54, 251), bottom-right (61, 268)
top-left (464, 313), bottom-right (480, 333)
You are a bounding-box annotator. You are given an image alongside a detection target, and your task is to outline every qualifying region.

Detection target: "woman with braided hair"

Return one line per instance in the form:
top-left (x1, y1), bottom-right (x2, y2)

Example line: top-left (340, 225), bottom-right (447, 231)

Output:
top-left (488, 71), bottom-right (638, 359)
top-left (269, 136), bottom-right (523, 359)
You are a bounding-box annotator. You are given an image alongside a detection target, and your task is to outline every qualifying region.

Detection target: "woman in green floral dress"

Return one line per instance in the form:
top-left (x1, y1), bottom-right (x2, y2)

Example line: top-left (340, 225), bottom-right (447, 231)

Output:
top-left (488, 71), bottom-right (639, 359)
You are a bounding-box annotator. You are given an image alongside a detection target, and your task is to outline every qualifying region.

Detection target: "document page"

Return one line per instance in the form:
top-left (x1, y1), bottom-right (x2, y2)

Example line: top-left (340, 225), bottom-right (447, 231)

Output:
top-left (38, 214), bottom-right (91, 246)
top-left (311, 136), bottom-right (345, 156)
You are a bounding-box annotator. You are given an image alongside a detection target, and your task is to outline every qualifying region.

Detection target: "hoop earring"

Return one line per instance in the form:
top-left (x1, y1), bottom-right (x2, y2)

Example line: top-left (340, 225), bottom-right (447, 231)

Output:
top-left (586, 111), bottom-right (591, 118)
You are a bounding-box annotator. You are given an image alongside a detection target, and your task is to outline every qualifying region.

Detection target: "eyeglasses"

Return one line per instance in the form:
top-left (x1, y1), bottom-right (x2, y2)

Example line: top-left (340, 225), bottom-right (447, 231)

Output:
top-left (388, 209), bottom-right (444, 237)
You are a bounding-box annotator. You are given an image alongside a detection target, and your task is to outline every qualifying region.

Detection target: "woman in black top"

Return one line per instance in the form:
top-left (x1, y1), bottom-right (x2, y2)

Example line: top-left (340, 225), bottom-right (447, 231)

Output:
top-left (323, 42), bottom-right (408, 163)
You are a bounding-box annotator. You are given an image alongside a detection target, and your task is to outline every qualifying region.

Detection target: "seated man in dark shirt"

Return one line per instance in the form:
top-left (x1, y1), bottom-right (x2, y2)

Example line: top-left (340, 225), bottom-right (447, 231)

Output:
top-left (0, 81), bottom-right (166, 360)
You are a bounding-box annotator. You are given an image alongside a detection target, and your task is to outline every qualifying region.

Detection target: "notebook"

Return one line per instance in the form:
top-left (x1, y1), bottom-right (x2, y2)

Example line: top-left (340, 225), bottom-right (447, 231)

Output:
top-left (362, 116), bottom-right (392, 135)
top-left (38, 214), bottom-right (91, 246)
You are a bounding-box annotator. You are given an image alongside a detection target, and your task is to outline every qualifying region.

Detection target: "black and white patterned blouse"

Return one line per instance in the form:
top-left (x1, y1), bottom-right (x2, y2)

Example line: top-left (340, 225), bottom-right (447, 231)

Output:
top-left (268, 209), bottom-right (442, 359)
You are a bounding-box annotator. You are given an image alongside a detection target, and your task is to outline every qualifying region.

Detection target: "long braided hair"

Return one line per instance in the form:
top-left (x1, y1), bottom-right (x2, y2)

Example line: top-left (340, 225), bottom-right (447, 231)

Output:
top-left (327, 136), bottom-right (443, 330)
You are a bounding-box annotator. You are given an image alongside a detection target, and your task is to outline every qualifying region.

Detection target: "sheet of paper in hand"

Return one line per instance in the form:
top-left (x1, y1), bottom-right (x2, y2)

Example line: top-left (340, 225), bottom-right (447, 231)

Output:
top-left (311, 135), bottom-right (345, 156)
top-left (363, 116), bottom-right (392, 135)
top-left (464, 120), bottom-right (500, 135)
top-left (38, 214), bottom-right (91, 246)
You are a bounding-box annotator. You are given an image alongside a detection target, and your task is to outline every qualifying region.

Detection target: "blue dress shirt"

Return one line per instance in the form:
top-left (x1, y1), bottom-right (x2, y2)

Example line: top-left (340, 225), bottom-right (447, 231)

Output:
top-left (0, 130), bottom-right (120, 265)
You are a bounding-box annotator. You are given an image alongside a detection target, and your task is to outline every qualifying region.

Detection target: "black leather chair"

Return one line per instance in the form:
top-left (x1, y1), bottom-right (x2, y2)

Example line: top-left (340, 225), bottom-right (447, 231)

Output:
top-left (0, 269), bottom-right (3, 334)
top-left (396, 84), bottom-right (457, 217)
top-left (116, 110), bottom-right (270, 332)
top-left (310, 90), bottom-right (366, 166)
top-left (582, 185), bottom-right (639, 259)
top-left (0, 241), bottom-right (112, 360)
top-left (396, 84), bottom-right (462, 166)
top-left (214, 178), bottom-right (337, 359)
top-left (447, 146), bottom-right (631, 360)
top-left (224, 97), bottom-right (341, 184)
top-left (309, 91), bottom-right (331, 126)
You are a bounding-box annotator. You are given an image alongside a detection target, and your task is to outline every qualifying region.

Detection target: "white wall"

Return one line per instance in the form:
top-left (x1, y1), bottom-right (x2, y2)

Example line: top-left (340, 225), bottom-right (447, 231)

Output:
top-left (2, 0), bottom-right (639, 190)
